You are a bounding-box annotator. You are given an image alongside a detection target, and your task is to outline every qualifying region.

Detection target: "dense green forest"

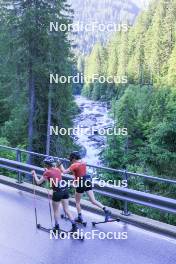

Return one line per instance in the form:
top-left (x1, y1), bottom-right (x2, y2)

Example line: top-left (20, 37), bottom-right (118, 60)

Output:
top-left (0, 0), bottom-right (175, 225)
top-left (82, 0), bottom-right (176, 180)
top-left (0, 0), bottom-right (76, 158)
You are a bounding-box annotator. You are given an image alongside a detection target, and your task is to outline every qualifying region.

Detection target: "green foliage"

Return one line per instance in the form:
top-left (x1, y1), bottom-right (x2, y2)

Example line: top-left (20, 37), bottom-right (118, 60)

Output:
top-left (81, 0), bottom-right (176, 224)
top-left (0, 0), bottom-right (76, 157)
top-left (83, 0), bottom-right (176, 179)
top-left (0, 138), bottom-right (15, 160)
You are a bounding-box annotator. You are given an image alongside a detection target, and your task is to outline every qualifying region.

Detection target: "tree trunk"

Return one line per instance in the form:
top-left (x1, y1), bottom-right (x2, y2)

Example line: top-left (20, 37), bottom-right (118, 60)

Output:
top-left (46, 85), bottom-right (52, 155)
top-left (27, 63), bottom-right (35, 163)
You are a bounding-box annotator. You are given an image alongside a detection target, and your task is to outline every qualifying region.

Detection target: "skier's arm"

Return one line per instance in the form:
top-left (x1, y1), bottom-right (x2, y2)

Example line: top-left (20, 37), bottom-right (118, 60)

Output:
top-left (31, 170), bottom-right (46, 185)
top-left (56, 160), bottom-right (71, 174)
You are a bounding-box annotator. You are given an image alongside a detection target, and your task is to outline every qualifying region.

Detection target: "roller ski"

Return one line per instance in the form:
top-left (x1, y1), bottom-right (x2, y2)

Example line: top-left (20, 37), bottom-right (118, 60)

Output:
top-left (61, 213), bottom-right (87, 227)
top-left (92, 209), bottom-right (120, 226)
top-left (37, 224), bottom-right (84, 240)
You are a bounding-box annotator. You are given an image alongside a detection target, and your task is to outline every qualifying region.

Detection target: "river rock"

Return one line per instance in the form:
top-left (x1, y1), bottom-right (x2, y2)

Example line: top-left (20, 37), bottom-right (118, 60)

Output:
top-left (94, 113), bottom-right (104, 118)
top-left (88, 114), bottom-right (97, 122)
top-left (79, 145), bottom-right (87, 157)
top-left (88, 135), bottom-right (105, 143)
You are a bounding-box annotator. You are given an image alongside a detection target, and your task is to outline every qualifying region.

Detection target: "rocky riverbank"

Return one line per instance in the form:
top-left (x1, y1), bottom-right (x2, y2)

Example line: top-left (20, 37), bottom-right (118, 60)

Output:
top-left (73, 95), bottom-right (114, 165)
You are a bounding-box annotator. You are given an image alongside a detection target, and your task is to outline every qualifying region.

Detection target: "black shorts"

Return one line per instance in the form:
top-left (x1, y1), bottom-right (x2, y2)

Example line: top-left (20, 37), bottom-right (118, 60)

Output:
top-left (52, 187), bottom-right (69, 202)
top-left (76, 177), bottom-right (92, 194)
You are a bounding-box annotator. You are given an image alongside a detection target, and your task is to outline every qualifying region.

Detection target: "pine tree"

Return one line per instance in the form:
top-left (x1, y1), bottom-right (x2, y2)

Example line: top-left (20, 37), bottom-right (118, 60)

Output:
top-left (0, 0), bottom-right (75, 158)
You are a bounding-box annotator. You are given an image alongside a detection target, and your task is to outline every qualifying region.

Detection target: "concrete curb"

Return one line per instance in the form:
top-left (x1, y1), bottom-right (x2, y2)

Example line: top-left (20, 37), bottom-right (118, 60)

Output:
top-left (0, 175), bottom-right (176, 239)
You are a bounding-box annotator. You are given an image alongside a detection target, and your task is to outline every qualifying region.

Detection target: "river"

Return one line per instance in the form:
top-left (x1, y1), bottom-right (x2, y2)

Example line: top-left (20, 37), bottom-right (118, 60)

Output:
top-left (73, 95), bottom-right (114, 165)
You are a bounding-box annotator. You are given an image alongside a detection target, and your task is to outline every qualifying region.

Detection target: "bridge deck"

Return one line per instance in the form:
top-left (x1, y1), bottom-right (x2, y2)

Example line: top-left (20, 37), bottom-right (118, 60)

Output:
top-left (0, 184), bottom-right (175, 264)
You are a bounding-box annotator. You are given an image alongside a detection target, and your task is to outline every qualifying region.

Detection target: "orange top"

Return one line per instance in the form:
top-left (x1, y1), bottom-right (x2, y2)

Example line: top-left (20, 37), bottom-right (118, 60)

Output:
top-left (43, 167), bottom-right (62, 189)
top-left (69, 162), bottom-right (86, 180)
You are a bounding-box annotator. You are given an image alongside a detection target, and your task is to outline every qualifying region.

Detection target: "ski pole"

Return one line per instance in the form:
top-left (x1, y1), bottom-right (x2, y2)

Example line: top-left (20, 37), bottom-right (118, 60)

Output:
top-left (32, 177), bottom-right (38, 228)
top-left (47, 188), bottom-right (54, 229)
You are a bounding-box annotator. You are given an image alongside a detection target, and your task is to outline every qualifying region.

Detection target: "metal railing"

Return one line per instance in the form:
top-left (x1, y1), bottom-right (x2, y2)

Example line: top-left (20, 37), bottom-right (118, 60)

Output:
top-left (0, 145), bottom-right (175, 183)
top-left (0, 145), bottom-right (176, 216)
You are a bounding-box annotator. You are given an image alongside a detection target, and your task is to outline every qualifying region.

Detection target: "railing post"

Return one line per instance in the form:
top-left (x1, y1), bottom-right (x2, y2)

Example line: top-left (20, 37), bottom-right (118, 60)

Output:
top-left (16, 148), bottom-right (23, 183)
top-left (122, 170), bottom-right (130, 216)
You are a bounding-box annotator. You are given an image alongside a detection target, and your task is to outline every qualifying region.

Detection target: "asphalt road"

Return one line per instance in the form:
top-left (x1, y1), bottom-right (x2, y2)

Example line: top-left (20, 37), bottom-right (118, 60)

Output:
top-left (0, 184), bottom-right (175, 264)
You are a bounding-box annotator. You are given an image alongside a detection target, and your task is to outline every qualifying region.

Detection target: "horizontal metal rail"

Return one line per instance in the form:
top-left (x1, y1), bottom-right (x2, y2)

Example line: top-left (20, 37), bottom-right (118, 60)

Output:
top-left (0, 145), bottom-right (176, 185)
top-left (0, 158), bottom-right (176, 214)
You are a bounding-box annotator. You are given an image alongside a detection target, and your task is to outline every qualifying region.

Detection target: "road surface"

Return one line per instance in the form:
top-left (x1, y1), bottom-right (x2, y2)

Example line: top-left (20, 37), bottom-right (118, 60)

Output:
top-left (0, 184), bottom-right (175, 264)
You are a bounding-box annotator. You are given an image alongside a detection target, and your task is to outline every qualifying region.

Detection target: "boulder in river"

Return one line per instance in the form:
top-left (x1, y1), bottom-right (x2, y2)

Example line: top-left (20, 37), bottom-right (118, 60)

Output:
top-left (88, 135), bottom-right (105, 144)
top-left (94, 113), bottom-right (104, 118)
top-left (78, 145), bottom-right (87, 157)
